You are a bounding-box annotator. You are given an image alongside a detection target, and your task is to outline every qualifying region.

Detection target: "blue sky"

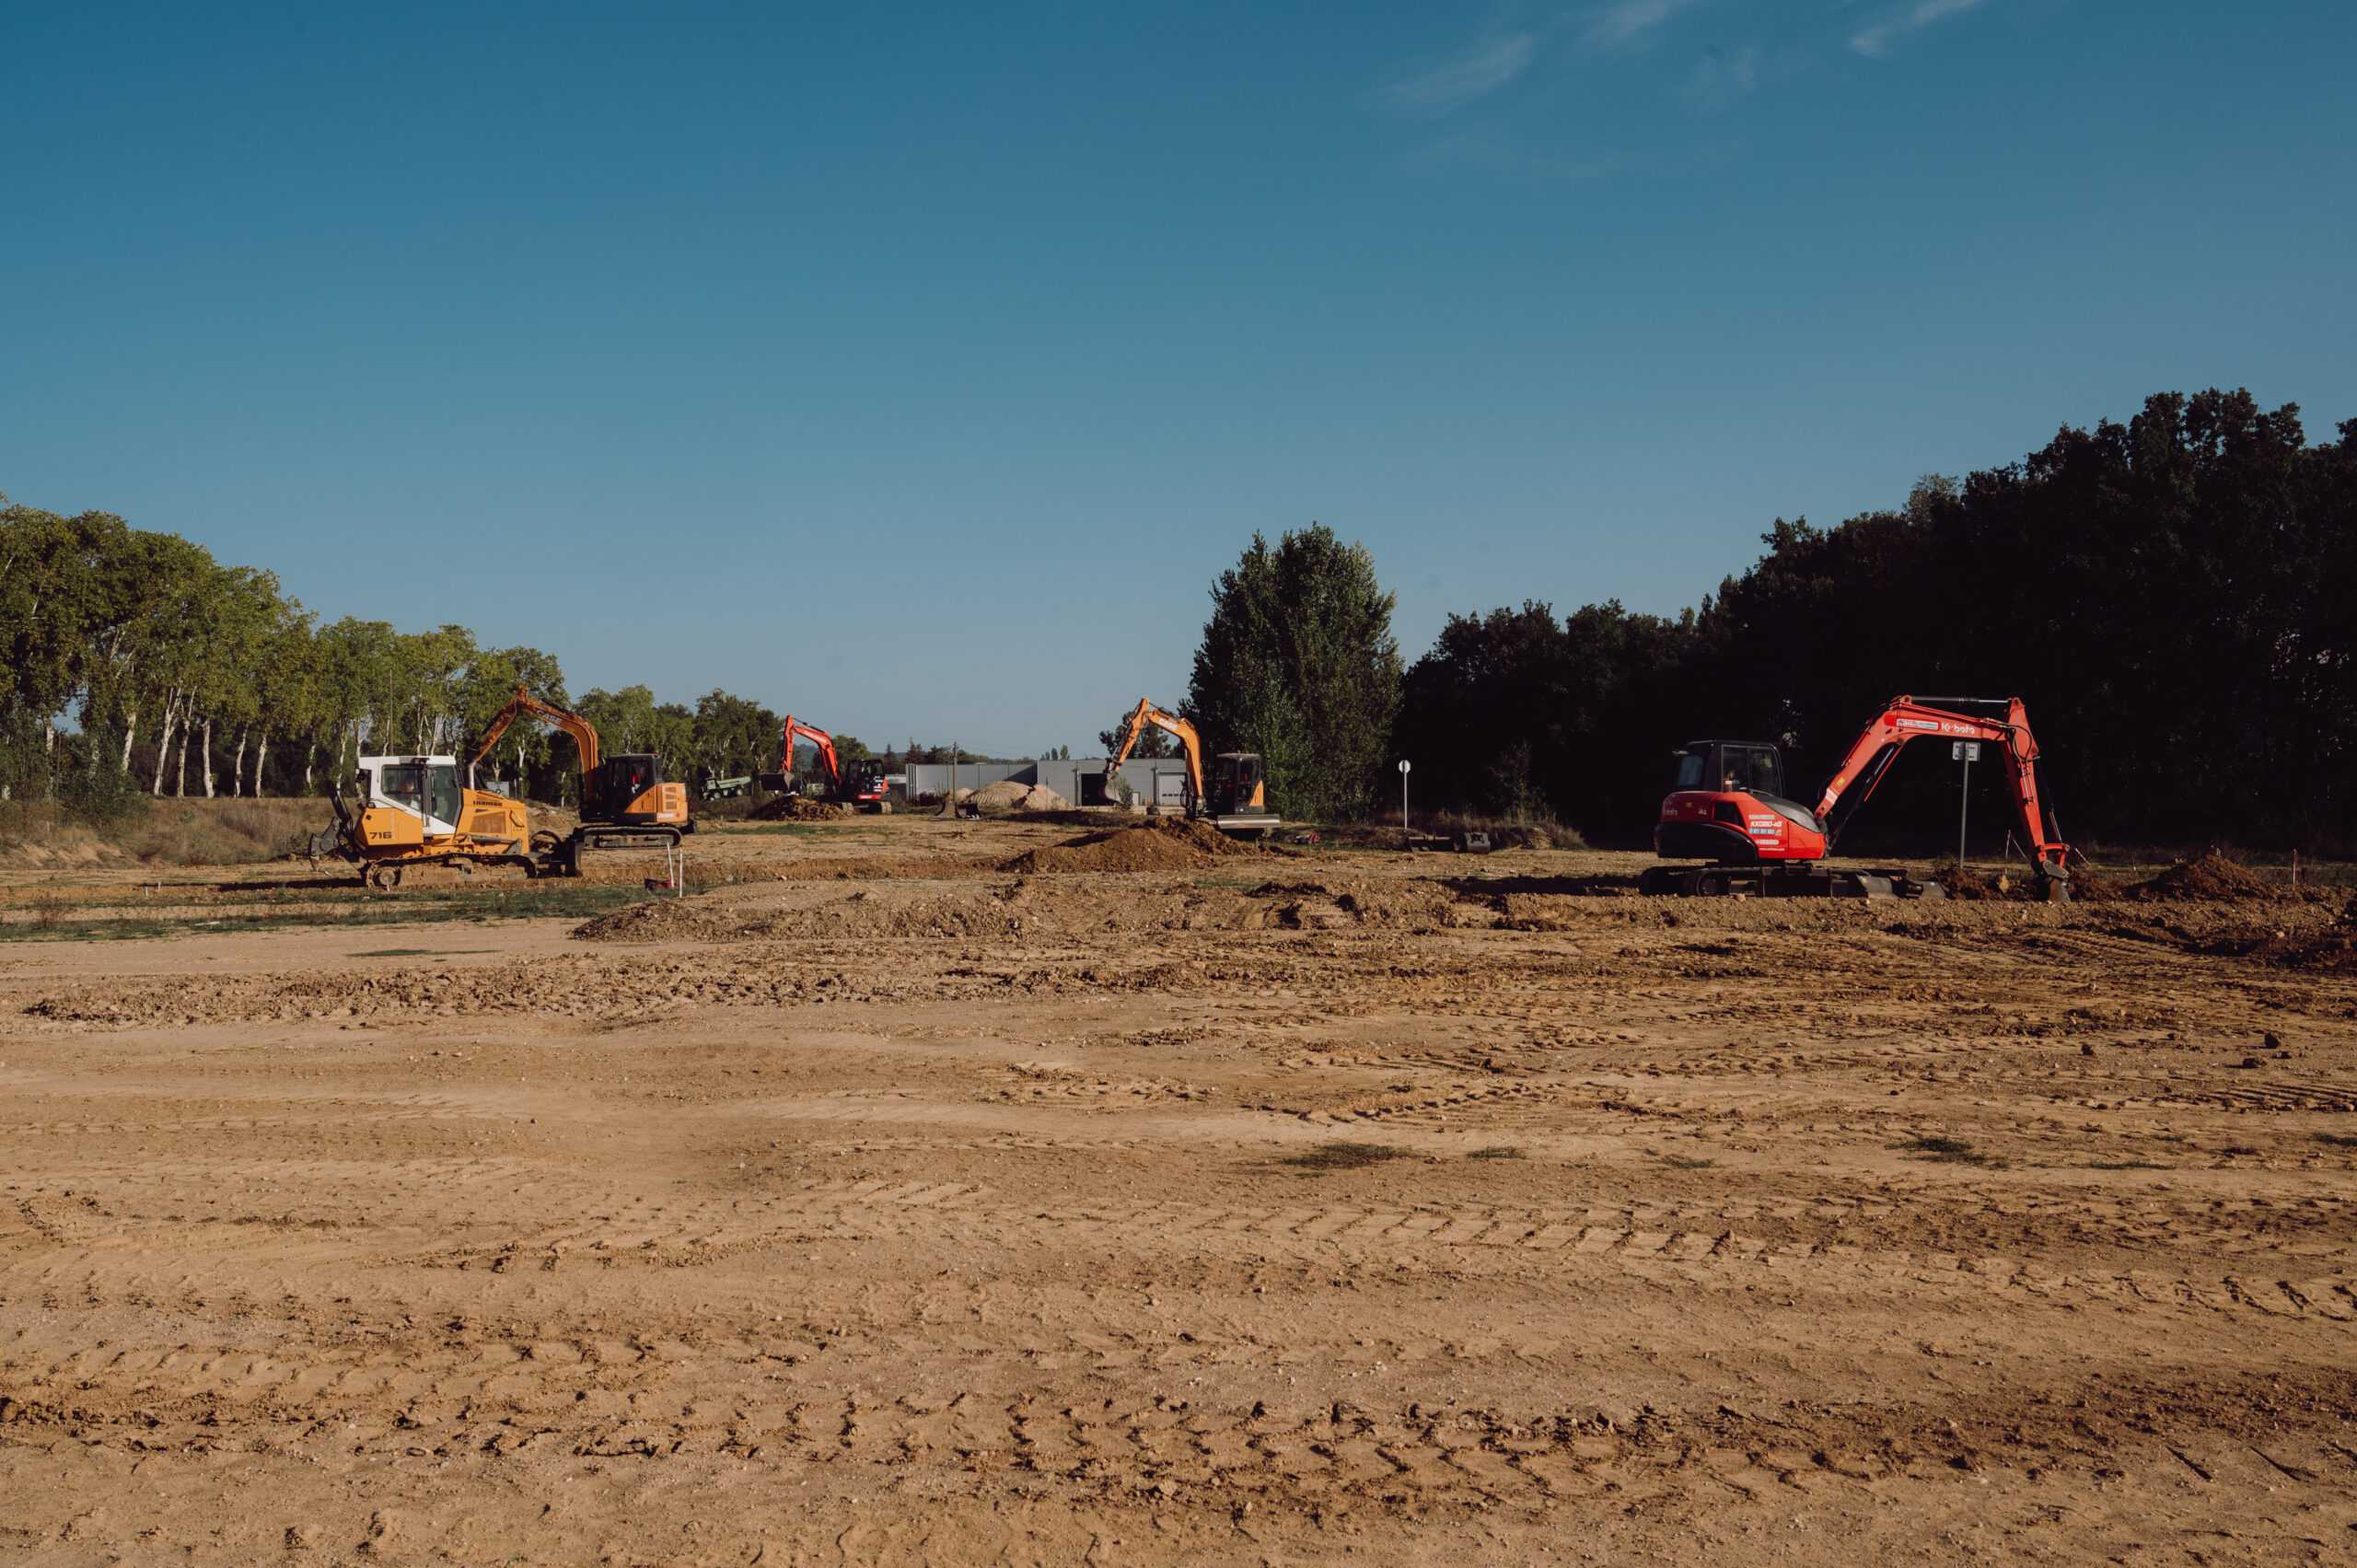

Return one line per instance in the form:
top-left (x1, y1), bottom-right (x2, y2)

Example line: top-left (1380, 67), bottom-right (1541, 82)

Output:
top-left (5, 1), bottom-right (2351, 753)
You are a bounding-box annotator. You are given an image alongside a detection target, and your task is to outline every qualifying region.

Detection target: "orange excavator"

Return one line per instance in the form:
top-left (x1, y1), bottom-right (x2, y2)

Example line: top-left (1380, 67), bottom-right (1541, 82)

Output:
top-left (1644, 695), bottom-right (2070, 900)
top-left (1104, 697), bottom-right (1279, 834)
top-left (761, 716), bottom-right (889, 811)
top-left (470, 685), bottom-right (691, 875)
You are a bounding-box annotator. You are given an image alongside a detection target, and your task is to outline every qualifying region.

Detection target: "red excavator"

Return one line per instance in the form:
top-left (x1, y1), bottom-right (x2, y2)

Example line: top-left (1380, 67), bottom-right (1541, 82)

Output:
top-left (760, 715), bottom-right (890, 812)
top-left (1643, 695), bottom-right (2071, 900)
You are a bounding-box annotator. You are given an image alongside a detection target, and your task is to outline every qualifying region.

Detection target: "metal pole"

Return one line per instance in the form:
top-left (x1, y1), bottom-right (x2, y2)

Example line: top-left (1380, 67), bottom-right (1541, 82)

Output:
top-left (1401, 769), bottom-right (1409, 831)
top-left (1957, 752), bottom-right (1971, 866)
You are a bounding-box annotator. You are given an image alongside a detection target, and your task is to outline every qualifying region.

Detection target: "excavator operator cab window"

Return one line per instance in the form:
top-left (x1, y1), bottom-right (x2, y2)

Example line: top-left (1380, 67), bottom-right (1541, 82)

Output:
top-left (1727, 746), bottom-right (1782, 800)
top-left (1674, 743), bottom-right (1784, 800)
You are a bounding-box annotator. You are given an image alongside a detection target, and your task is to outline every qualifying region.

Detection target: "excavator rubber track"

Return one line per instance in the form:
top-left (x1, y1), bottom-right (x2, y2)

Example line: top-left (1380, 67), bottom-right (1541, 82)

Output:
top-left (1637, 864), bottom-right (1948, 900)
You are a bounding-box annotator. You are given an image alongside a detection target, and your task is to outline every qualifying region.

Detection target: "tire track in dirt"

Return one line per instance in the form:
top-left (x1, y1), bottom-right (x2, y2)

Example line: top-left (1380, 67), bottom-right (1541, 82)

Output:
top-left (7, 1364), bottom-right (2353, 1527)
top-left (375, 1179), bottom-right (2357, 1329)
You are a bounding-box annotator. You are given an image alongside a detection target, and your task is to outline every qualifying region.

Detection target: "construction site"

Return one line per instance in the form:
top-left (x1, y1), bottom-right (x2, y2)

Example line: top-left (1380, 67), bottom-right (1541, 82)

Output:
top-left (6, 8), bottom-right (2351, 1561)
top-left (3, 760), bottom-right (2354, 1562)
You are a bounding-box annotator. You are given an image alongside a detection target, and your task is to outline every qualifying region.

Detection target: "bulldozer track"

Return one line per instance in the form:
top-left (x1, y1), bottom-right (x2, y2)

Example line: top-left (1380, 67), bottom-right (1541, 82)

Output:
top-left (6, 1354), bottom-right (2356, 1526)
top-left (331, 1178), bottom-right (2357, 1328)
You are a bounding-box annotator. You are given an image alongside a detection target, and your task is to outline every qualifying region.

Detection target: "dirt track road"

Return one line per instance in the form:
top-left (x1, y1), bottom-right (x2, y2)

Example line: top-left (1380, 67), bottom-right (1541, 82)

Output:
top-left (3, 819), bottom-right (2353, 1563)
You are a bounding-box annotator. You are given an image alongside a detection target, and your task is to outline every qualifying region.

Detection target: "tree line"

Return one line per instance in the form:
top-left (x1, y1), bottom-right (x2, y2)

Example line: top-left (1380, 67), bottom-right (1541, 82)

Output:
top-left (12, 384), bottom-right (2350, 848)
top-left (0, 494), bottom-right (1050, 817)
top-left (1180, 389), bottom-right (2356, 852)
top-left (0, 500), bottom-right (845, 812)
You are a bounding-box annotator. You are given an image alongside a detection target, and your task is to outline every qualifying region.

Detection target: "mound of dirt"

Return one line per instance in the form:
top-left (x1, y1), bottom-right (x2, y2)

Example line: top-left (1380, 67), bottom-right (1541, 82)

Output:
top-left (1000, 816), bottom-right (1245, 874)
top-left (2229, 923), bottom-right (2357, 973)
top-left (1934, 866), bottom-right (2030, 900)
top-left (752, 795), bottom-right (848, 821)
top-left (571, 898), bottom-right (749, 943)
top-left (972, 781), bottom-right (1072, 814)
top-left (1240, 876), bottom-right (1485, 931)
top-left (2126, 852), bottom-right (2277, 901)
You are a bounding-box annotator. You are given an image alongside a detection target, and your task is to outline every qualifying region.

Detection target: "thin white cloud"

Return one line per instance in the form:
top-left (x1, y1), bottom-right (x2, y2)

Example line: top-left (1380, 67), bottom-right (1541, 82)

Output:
top-left (1850, 0), bottom-right (1989, 57)
top-left (1585, 0), bottom-right (1708, 50)
top-left (1682, 43), bottom-right (1760, 108)
top-left (1379, 32), bottom-right (1537, 113)
top-left (1401, 125), bottom-right (1625, 182)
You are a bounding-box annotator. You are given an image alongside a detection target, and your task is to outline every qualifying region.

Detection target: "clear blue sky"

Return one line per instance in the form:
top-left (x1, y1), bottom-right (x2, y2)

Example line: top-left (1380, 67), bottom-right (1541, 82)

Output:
top-left (6, 1), bottom-right (2351, 753)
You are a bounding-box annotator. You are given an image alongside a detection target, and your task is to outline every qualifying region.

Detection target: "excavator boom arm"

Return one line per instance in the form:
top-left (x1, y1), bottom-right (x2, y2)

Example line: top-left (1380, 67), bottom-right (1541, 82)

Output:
top-left (470, 686), bottom-right (600, 776)
top-left (1813, 695), bottom-right (2067, 872)
top-left (778, 716), bottom-right (841, 789)
top-left (1104, 699), bottom-right (1205, 800)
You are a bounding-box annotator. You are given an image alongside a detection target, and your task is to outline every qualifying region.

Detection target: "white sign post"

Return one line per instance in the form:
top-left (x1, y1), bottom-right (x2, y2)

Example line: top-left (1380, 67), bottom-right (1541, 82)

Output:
top-left (1398, 759), bottom-right (1411, 832)
top-left (1952, 740), bottom-right (1982, 865)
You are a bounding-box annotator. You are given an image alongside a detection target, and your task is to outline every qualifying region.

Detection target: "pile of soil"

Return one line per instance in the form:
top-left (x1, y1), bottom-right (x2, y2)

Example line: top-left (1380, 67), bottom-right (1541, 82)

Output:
top-left (2125, 852), bottom-right (2278, 901)
top-left (1000, 816), bottom-right (1245, 874)
top-left (751, 795), bottom-right (848, 821)
top-left (1934, 865), bottom-right (2029, 900)
top-left (1243, 877), bottom-right (1482, 931)
top-left (2194, 896), bottom-right (2357, 972)
top-left (972, 781), bottom-right (1072, 814)
top-left (571, 898), bottom-right (751, 943)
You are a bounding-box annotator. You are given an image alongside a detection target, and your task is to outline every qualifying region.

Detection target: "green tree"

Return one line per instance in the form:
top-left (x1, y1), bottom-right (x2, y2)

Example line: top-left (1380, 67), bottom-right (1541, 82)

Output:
top-left (1186, 524), bottom-right (1402, 822)
top-left (691, 689), bottom-right (783, 782)
top-left (1097, 713), bottom-right (1176, 760)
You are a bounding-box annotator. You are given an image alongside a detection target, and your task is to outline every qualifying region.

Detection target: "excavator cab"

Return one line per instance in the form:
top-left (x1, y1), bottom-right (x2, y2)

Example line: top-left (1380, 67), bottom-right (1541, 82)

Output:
top-left (1672, 741), bottom-right (1783, 801)
top-left (585, 753), bottom-right (689, 827)
top-left (1209, 752), bottom-right (1267, 819)
top-left (1655, 740), bottom-right (1827, 864)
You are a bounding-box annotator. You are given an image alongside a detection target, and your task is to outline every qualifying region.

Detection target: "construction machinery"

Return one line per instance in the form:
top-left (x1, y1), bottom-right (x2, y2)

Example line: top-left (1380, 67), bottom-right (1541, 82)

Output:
top-left (309, 687), bottom-right (691, 889)
top-left (310, 753), bottom-right (539, 890)
top-left (760, 715), bottom-right (891, 812)
top-left (469, 685), bottom-right (691, 877)
top-left (1643, 694), bottom-right (2071, 900)
top-left (1104, 697), bottom-right (1280, 835)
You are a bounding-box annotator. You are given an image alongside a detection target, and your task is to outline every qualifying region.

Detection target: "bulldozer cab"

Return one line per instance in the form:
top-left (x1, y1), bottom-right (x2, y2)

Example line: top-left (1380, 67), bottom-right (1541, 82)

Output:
top-left (1672, 741), bottom-right (1783, 801)
top-left (362, 756), bottom-right (464, 834)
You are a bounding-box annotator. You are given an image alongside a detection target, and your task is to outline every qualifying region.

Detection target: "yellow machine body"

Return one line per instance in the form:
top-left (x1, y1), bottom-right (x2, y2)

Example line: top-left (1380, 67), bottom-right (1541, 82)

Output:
top-left (336, 756), bottom-right (534, 884)
top-left (617, 780), bottom-right (691, 827)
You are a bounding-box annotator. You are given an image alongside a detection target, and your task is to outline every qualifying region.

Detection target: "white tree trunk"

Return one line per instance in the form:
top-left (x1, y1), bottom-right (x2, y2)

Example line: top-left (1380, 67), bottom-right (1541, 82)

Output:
top-left (152, 692), bottom-right (179, 796)
top-left (230, 728), bottom-right (249, 797)
top-left (174, 721), bottom-right (188, 796)
top-left (254, 730), bottom-right (270, 797)
top-left (201, 716), bottom-right (216, 798)
top-left (122, 711), bottom-right (137, 773)
top-left (302, 739), bottom-right (314, 794)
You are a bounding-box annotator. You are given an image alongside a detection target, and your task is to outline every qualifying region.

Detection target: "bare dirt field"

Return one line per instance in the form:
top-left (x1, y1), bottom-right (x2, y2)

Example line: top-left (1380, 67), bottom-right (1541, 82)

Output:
top-left (3, 813), bottom-right (2354, 1564)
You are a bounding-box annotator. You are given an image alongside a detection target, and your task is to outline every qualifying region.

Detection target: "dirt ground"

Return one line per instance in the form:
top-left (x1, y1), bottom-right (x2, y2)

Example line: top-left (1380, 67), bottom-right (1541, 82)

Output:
top-left (3, 814), bottom-right (2354, 1564)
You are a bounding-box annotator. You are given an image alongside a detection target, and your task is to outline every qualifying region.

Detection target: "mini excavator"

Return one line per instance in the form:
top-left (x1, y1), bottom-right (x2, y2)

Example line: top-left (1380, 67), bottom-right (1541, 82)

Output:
top-left (1103, 698), bottom-right (1280, 835)
top-left (470, 686), bottom-right (690, 832)
top-left (759, 715), bottom-right (890, 811)
top-left (1644, 694), bottom-right (2071, 900)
